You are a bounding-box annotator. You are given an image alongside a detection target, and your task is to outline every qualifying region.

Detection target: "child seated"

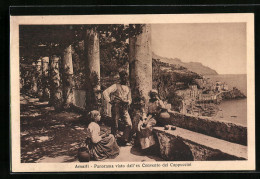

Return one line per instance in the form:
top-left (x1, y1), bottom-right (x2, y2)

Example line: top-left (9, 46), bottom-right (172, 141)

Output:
top-left (87, 110), bottom-right (120, 161)
top-left (137, 113), bottom-right (157, 150)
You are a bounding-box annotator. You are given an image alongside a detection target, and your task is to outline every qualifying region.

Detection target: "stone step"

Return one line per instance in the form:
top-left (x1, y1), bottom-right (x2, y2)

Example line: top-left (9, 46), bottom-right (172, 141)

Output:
top-left (153, 126), bottom-right (247, 161)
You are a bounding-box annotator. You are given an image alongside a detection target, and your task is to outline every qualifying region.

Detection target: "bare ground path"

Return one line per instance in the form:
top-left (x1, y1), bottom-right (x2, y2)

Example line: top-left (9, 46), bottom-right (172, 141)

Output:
top-left (20, 94), bottom-right (162, 163)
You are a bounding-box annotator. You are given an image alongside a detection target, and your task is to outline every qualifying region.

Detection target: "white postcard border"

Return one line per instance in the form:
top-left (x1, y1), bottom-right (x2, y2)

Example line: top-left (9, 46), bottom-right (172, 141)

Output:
top-left (10, 13), bottom-right (255, 172)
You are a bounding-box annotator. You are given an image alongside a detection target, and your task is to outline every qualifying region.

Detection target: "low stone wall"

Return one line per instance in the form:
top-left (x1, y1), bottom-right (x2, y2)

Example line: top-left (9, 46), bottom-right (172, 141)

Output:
top-left (155, 131), bottom-right (194, 161)
top-left (182, 140), bottom-right (243, 161)
top-left (161, 111), bottom-right (247, 145)
top-left (154, 128), bottom-right (246, 161)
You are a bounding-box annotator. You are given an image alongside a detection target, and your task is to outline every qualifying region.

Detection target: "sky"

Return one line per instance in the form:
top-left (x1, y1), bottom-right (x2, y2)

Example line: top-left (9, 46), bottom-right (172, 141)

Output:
top-left (151, 23), bottom-right (247, 74)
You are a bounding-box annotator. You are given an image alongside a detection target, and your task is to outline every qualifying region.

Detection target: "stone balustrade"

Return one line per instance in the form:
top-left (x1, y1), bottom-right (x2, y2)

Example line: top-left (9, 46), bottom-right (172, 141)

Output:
top-left (153, 127), bottom-right (247, 161)
top-left (160, 111), bottom-right (247, 145)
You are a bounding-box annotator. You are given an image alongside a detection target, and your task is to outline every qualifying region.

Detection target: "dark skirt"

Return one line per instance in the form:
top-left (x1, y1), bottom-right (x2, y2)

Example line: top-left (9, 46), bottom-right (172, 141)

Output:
top-left (89, 134), bottom-right (120, 161)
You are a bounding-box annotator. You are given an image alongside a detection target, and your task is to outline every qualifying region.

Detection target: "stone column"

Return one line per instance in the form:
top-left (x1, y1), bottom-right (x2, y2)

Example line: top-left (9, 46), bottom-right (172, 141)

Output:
top-left (62, 45), bottom-right (75, 108)
top-left (129, 24), bottom-right (152, 132)
top-left (36, 58), bottom-right (43, 99)
top-left (30, 62), bottom-right (38, 96)
top-left (85, 28), bottom-right (101, 112)
top-left (86, 29), bottom-right (100, 80)
top-left (49, 55), bottom-right (63, 109)
top-left (42, 57), bottom-right (50, 101)
top-left (19, 71), bottom-right (23, 91)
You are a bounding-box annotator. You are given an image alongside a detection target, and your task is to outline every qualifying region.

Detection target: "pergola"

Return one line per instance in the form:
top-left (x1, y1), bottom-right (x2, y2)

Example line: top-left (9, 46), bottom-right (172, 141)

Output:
top-left (19, 24), bottom-right (153, 129)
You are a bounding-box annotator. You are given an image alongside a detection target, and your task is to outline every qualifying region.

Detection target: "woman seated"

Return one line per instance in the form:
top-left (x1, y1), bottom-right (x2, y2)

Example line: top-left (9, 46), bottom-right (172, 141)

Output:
top-left (87, 110), bottom-right (120, 161)
top-left (147, 89), bottom-right (170, 126)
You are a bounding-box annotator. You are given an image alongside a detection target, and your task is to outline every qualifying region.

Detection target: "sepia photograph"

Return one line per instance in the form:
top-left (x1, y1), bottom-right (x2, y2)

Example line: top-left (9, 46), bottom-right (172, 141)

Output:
top-left (10, 14), bottom-right (255, 172)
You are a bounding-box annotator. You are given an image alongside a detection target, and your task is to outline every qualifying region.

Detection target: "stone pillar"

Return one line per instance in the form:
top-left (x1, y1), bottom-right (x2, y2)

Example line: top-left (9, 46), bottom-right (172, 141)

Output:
top-left (85, 28), bottom-right (101, 112)
top-left (49, 55), bottom-right (63, 109)
top-left (129, 24), bottom-right (152, 132)
top-left (31, 62), bottom-right (38, 96)
top-left (62, 45), bottom-right (75, 108)
top-left (19, 71), bottom-right (23, 91)
top-left (86, 29), bottom-right (100, 80)
top-left (42, 57), bottom-right (50, 101)
top-left (36, 58), bottom-right (43, 99)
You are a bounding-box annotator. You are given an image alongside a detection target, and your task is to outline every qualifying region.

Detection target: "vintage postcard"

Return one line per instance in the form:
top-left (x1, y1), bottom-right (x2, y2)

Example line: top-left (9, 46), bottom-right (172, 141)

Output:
top-left (10, 14), bottom-right (255, 172)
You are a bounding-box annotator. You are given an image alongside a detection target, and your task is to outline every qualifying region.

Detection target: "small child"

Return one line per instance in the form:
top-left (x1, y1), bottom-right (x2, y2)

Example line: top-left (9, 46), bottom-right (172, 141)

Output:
top-left (137, 112), bottom-right (157, 150)
top-left (87, 110), bottom-right (120, 161)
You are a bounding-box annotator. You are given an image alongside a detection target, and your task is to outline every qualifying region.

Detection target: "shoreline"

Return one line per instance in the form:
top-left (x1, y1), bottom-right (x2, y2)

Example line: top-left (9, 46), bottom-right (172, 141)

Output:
top-left (213, 98), bottom-right (247, 126)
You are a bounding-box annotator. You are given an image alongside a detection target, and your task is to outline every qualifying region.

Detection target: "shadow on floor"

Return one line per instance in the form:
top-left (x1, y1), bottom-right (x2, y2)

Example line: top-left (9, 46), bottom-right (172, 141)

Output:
top-left (130, 145), bottom-right (163, 161)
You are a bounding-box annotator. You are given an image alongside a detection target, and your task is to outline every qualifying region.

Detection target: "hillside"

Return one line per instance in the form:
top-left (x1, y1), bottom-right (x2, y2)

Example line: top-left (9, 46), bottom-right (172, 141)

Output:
top-left (152, 58), bottom-right (202, 112)
top-left (152, 53), bottom-right (218, 75)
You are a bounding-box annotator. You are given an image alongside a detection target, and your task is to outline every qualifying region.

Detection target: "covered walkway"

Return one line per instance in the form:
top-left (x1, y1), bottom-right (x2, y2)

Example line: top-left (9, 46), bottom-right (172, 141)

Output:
top-left (20, 94), bottom-right (162, 163)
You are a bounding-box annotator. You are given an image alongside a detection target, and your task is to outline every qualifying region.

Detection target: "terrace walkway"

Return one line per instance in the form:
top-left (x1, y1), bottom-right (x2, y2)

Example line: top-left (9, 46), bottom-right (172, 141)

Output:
top-left (20, 94), bottom-right (162, 163)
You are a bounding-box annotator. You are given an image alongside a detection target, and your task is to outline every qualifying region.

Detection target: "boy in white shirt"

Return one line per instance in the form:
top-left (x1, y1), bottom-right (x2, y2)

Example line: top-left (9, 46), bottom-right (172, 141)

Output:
top-left (103, 71), bottom-right (132, 146)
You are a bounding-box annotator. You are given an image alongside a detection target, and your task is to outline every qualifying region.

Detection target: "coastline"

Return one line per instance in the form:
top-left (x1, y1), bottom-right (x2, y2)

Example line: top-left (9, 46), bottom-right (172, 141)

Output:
top-left (201, 74), bottom-right (247, 126)
top-left (213, 98), bottom-right (247, 126)
top-left (204, 74), bottom-right (247, 94)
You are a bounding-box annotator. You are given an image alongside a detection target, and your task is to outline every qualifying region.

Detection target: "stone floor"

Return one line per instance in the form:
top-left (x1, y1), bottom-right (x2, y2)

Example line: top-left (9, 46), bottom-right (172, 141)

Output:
top-left (35, 145), bottom-right (162, 163)
top-left (20, 94), bottom-right (162, 163)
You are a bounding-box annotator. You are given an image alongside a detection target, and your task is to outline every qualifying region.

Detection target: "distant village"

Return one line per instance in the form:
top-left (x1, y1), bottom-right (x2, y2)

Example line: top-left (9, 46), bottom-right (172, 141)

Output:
top-left (151, 58), bottom-right (246, 118)
top-left (154, 59), bottom-right (231, 117)
top-left (175, 77), bottom-right (230, 116)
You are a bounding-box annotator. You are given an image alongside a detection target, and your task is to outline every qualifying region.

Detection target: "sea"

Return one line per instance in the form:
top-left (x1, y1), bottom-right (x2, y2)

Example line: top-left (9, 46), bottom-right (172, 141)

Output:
top-left (205, 74), bottom-right (247, 126)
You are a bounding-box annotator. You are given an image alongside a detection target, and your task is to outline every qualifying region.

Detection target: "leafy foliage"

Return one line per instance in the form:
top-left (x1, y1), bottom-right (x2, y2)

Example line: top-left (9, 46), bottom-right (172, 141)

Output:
top-left (19, 24), bottom-right (146, 110)
top-left (166, 88), bottom-right (183, 112)
top-left (152, 58), bottom-right (201, 111)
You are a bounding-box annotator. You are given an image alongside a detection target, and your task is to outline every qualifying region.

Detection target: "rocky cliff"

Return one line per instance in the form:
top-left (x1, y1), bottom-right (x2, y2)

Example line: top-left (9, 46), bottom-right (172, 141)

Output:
top-left (222, 87), bottom-right (246, 100)
top-left (153, 53), bottom-right (218, 75)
